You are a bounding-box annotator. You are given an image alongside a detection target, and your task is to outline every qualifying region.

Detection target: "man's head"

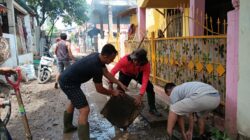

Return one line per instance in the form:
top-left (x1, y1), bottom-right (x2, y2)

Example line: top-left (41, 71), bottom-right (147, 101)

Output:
top-left (164, 83), bottom-right (176, 96)
top-left (60, 33), bottom-right (67, 40)
top-left (130, 48), bottom-right (148, 66)
top-left (100, 43), bottom-right (118, 64)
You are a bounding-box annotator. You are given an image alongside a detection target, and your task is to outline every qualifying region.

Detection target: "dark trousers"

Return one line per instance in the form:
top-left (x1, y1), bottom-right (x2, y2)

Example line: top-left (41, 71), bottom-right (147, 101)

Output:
top-left (119, 72), bottom-right (156, 110)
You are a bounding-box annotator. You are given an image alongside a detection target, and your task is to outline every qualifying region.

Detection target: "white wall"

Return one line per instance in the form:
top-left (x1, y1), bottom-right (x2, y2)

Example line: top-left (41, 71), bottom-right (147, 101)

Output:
top-left (24, 15), bottom-right (34, 53)
top-left (98, 35), bottom-right (108, 53)
top-left (35, 26), bottom-right (41, 55)
top-left (6, 0), bottom-right (16, 36)
top-left (119, 33), bottom-right (126, 57)
top-left (238, 0), bottom-right (250, 137)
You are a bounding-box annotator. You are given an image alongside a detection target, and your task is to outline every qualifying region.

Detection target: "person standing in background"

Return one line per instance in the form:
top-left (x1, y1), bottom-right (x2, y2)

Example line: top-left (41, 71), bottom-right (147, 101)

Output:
top-left (128, 24), bottom-right (136, 40)
top-left (54, 33), bottom-right (74, 89)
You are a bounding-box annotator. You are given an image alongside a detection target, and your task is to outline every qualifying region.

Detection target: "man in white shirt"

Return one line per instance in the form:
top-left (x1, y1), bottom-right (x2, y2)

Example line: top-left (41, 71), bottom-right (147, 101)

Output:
top-left (164, 81), bottom-right (221, 140)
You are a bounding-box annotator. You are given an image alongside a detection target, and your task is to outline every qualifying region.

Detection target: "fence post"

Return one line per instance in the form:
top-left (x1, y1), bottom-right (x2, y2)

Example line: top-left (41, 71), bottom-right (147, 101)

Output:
top-left (151, 31), bottom-right (156, 84)
top-left (116, 32), bottom-right (120, 60)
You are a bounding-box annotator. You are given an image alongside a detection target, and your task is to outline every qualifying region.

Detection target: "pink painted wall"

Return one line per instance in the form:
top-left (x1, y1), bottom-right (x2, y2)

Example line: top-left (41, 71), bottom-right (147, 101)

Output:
top-left (225, 0), bottom-right (239, 138)
top-left (137, 8), bottom-right (146, 40)
top-left (189, 0), bottom-right (205, 36)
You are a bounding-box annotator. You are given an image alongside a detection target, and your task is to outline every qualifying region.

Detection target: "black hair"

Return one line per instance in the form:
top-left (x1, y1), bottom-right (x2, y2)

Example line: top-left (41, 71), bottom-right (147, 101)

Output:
top-left (101, 43), bottom-right (118, 56)
top-left (164, 83), bottom-right (176, 93)
top-left (130, 48), bottom-right (148, 66)
top-left (60, 33), bottom-right (67, 40)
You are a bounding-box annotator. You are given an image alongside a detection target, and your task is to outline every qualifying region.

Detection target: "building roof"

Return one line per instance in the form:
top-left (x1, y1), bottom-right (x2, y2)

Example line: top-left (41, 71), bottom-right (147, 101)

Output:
top-left (15, 0), bottom-right (36, 15)
top-left (138, 0), bottom-right (189, 8)
top-left (118, 6), bottom-right (136, 17)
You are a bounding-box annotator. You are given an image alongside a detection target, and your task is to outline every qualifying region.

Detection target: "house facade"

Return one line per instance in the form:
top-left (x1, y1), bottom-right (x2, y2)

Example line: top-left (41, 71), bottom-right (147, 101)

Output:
top-left (0, 0), bottom-right (37, 68)
top-left (117, 0), bottom-right (248, 139)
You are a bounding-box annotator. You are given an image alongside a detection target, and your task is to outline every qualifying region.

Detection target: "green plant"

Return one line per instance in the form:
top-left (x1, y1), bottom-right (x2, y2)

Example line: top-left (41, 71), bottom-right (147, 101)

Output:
top-left (210, 128), bottom-right (231, 140)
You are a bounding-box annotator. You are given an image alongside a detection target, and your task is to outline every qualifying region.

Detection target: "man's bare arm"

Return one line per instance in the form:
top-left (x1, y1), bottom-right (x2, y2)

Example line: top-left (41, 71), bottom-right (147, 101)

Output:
top-left (94, 83), bottom-right (121, 96)
top-left (103, 68), bottom-right (127, 91)
top-left (0, 67), bottom-right (16, 75)
top-left (67, 42), bottom-right (75, 60)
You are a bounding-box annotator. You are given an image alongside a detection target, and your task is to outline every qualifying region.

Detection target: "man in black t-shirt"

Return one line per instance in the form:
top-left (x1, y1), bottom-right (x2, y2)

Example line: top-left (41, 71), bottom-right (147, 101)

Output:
top-left (59, 43), bottom-right (126, 140)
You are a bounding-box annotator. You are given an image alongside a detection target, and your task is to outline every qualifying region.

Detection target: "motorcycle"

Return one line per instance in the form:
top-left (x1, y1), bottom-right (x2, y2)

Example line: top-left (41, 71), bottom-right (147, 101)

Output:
top-left (37, 56), bottom-right (54, 84)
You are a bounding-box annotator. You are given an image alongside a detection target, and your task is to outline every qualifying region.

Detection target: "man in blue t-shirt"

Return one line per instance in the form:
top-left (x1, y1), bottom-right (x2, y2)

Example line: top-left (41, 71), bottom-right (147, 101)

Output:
top-left (59, 43), bottom-right (126, 140)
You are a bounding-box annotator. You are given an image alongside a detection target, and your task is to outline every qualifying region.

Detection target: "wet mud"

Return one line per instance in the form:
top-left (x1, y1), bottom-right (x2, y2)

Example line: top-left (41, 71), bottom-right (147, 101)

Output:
top-left (6, 73), bottom-right (168, 140)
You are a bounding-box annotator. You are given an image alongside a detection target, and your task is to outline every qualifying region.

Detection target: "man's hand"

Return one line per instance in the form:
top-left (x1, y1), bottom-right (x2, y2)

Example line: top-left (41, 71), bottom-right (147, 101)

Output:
top-left (185, 130), bottom-right (193, 140)
top-left (134, 94), bottom-right (143, 106)
top-left (0, 67), bottom-right (16, 76)
top-left (118, 81), bottom-right (127, 92)
top-left (108, 83), bottom-right (113, 90)
top-left (110, 89), bottom-right (123, 97)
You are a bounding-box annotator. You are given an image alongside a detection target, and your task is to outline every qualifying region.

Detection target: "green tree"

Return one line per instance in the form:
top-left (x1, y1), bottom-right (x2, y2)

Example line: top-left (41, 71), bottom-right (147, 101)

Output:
top-left (45, 20), bottom-right (59, 38)
top-left (27, 0), bottom-right (89, 42)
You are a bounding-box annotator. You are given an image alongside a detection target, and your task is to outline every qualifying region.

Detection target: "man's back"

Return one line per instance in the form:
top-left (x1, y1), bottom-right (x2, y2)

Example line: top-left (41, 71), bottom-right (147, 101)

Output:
top-left (56, 40), bottom-right (69, 61)
top-left (59, 53), bottom-right (105, 85)
top-left (170, 82), bottom-right (218, 104)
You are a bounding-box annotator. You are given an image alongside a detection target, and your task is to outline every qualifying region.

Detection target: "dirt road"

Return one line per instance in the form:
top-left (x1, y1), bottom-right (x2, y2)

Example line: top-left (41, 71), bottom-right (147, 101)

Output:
top-left (6, 72), bottom-right (167, 140)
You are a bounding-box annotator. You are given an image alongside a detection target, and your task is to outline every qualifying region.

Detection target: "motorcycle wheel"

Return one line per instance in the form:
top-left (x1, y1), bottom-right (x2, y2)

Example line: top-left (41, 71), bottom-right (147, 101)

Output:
top-left (0, 119), bottom-right (12, 140)
top-left (38, 69), bottom-right (51, 84)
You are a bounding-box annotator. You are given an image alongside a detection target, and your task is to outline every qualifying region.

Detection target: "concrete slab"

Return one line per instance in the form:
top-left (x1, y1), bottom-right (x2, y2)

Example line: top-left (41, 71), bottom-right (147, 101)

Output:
top-left (101, 94), bottom-right (142, 129)
top-left (124, 85), bottom-right (169, 128)
top-left (140, 98), bottom-right (168, 127)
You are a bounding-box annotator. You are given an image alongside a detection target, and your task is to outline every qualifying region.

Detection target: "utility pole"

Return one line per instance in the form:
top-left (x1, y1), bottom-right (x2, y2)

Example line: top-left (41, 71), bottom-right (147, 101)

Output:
top-left (108, 0), bottom-right (113, 40)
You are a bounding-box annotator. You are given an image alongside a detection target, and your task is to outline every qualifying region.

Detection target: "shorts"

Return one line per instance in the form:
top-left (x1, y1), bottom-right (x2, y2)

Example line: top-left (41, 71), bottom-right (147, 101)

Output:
top-left (170, 93), bottom-right (220, 117)
top-left (57, 60), bottom-right (70, 73)
top-left (59, 81), bottom-right (88, 109)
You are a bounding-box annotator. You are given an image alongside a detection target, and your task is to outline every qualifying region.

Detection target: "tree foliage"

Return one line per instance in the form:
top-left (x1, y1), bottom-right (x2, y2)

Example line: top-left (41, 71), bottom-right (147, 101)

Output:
top-left (26, 0), bottom-right (89, 27)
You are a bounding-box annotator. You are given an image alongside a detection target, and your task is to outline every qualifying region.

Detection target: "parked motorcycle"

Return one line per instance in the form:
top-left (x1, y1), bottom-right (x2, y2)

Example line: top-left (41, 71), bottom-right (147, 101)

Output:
top-left (37, 56), bottom-right (54, 84)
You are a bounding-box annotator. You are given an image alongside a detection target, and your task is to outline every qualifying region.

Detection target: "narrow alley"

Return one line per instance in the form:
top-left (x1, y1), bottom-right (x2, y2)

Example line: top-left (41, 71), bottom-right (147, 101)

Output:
top-left (7, 72), bottom-right (168, 140)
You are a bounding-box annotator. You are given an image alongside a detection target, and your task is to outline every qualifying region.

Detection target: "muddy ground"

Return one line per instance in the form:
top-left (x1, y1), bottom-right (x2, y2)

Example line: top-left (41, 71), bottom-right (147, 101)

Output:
top-left (6, 69), bottom-right (168, 140)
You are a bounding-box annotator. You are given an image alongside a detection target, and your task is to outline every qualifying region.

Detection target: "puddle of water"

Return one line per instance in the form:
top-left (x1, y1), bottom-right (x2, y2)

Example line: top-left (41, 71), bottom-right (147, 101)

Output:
top-left (79, 82), bottom-right (169, 140)
top-left (89, 110), bottom-right (115, 140)
top-left (88, 109), bottom-right (168, 140)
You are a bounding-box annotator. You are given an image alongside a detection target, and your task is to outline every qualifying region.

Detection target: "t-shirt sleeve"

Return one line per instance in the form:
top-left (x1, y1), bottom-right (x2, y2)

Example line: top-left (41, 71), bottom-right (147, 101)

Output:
top-left (139, 63), bottom-right (150, 95)
top-left (169, 88), bottom-right (180, 104)
top-left (111, 56), bottom-right (127, 76)
top-left (93, 65), bottom-right (105, 83)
